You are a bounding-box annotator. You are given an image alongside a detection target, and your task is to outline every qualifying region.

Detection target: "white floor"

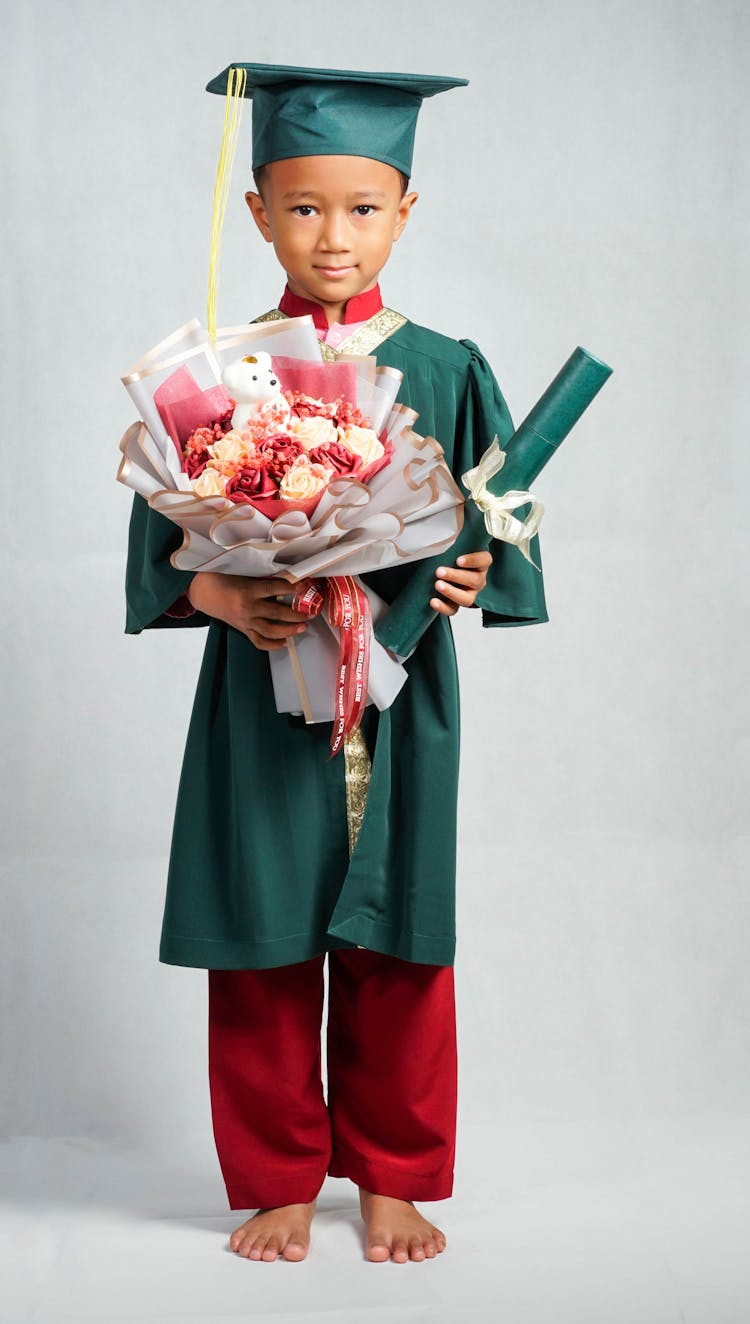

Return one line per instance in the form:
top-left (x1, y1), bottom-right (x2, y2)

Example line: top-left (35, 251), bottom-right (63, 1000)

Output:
top-left (2, 1116), bottom-right (749, 1323)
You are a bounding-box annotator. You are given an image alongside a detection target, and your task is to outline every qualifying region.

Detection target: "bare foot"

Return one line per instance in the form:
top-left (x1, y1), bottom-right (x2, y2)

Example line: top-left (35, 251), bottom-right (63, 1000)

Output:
top-left (229, 1199), bottom-right (317, 1262)
top-left (359, 1188), bottom-right (447, 1263)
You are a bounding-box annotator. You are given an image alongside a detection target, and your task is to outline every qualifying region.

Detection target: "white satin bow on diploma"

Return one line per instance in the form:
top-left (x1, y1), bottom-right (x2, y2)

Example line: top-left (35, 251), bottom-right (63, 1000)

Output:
top-left (461, 435), bottom-right (544, 570)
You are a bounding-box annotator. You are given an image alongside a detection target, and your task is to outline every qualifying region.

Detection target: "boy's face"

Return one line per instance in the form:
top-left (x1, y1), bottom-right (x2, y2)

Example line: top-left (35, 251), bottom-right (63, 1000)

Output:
top-left (245, 155), bottom-right (418, 317)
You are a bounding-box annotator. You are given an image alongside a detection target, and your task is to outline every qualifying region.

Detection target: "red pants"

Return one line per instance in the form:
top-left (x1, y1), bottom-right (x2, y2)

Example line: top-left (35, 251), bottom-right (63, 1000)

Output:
top-left (207, 947), bottom-right (458, 1209)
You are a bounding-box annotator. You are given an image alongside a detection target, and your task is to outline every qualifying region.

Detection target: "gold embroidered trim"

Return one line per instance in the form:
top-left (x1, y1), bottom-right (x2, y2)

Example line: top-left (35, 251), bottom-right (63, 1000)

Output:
top-left (343, 726), bottom-right (372, 857)
top-left (253, 309), bottom-right (288, 324)
top-left (252, 307), bottom-right (407, 357)
top-left (333, 307), bottom-right (407, 355)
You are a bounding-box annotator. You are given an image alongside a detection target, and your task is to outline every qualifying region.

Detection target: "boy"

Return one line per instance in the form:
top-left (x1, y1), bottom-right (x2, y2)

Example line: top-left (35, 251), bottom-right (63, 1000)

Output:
top-left (124, 63), bottom-right (548, 1264)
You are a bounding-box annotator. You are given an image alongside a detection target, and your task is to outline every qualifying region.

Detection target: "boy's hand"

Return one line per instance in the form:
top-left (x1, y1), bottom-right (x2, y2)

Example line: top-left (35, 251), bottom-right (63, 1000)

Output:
top-left (430, 550), bottom-right (492, 615)
top-left (187, 572), bottom-right (311, 651)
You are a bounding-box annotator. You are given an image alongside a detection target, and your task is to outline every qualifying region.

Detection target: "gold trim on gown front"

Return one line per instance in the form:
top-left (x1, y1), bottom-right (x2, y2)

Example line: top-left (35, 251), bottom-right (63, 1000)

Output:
top-left (343, 726), bottom-right (371, 858)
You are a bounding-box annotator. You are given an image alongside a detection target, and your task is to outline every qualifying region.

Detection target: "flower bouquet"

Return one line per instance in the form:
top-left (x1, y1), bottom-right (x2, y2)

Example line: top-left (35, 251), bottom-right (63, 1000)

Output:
top-left (118, 314), bottom-right (466, 756)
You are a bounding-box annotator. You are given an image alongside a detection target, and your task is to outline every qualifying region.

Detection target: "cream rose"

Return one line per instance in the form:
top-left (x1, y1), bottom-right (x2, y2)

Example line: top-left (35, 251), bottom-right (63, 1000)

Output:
top-left (208, 429), bottom-right (252, 467)
top-left (288, 415), bottom-right (338, 451)
top-left (278, 456), bottom-right (332, 502)
top-left (337, 424), bottom-right (384, 467)
top-left (192, 467), bottom-right (228, 497)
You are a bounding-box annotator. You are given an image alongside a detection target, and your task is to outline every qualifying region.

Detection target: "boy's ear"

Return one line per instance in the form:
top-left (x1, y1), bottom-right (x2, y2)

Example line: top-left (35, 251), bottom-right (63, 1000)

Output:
top-left (394, 190), bottom-right (419, 241)
top-left (245, 190), bottom-right (273, 243)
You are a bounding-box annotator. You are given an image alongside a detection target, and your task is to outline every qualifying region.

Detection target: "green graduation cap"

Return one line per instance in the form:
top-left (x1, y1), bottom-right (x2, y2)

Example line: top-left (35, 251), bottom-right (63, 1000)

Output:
top-left (204, 62), bottom-right (468, 339)
top-left (206, 62), bottom-right (468, 176)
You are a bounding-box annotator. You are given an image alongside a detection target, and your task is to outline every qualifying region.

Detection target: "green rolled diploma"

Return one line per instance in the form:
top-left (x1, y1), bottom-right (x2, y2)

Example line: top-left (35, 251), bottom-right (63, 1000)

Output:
top-left (373, 346), bottom-right (613, 657)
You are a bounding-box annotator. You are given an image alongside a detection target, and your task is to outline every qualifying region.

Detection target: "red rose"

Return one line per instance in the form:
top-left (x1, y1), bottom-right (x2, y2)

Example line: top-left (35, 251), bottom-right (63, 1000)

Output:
top-left (225, 463), bottom-right (279, 504)
top-left (308, 441), bottom-right (363, 477)
top-left (183, 419), bottom-right (232, 477)
top-left (185, 448), bottom-right (209, 478)
top-left (255, 434), bottom-right (304, 481)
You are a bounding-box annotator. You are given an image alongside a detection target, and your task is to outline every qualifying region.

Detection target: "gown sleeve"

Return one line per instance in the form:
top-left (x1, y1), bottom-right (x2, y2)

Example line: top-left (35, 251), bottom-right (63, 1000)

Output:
top-left (124, 492), bottom-right (210, 634)
top-left (456, 338), bottom-right (549, 629)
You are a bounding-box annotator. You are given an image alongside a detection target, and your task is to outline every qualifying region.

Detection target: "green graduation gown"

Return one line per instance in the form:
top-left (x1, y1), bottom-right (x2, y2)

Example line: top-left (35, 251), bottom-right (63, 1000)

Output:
top-left (124, 306), bottom-right (549, 969)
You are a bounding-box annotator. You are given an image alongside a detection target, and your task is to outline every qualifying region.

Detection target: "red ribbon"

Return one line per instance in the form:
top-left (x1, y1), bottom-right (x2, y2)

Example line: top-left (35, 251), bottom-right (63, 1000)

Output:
top-left (291, 575), bottom-right (371, 758)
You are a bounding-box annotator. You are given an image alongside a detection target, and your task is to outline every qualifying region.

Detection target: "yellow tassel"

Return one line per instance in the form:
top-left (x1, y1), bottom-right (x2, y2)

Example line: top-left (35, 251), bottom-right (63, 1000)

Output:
top-left (207, 66), bottom-right (247, 346)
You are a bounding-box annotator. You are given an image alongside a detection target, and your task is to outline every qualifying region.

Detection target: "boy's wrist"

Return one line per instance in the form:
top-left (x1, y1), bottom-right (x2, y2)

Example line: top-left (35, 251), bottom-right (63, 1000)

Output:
top-left (186, 571), bottom-right (227, 620)
top-left (186, 574), bottom-right (206, 613)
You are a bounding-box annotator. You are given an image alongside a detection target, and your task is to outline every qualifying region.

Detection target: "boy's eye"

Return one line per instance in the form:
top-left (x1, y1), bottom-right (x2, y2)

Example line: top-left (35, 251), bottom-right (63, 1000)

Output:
top-left (290, 204), bottom-right (379, 217)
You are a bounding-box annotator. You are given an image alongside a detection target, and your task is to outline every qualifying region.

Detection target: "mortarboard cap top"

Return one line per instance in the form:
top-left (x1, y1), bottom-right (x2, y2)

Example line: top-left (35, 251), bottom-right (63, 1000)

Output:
top-left (206, 62), bottom-right (469, 176)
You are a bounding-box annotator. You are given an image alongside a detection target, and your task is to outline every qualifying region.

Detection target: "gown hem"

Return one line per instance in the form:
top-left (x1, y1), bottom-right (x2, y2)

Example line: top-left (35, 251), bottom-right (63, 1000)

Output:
top-left (159, 915), bottom-right (456, 969)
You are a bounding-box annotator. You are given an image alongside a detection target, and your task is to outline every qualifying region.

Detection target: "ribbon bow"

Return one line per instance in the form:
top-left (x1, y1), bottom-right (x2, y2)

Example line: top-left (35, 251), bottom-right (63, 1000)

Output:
top-left (461, 435), bottom-right (544, 569)
top-left (291, 574), bottom-right (371, 758)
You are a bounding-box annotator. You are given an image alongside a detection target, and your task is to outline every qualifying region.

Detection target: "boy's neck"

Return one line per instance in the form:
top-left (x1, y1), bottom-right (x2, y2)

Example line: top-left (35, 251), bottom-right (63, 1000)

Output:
top-left (278, 280), bottom-right (383, 331)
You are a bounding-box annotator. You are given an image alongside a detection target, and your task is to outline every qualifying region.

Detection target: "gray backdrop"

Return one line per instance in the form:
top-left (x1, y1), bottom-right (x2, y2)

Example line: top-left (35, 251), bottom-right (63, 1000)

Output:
top-left (2, 0), bottom-right (747, 1147)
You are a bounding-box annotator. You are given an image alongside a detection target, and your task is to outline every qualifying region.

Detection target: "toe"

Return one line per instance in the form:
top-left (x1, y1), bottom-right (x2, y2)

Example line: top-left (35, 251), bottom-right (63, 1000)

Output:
top-left (392, 1237), bottom-right (409, 1263)
top-left (282, 1239), bottom-right (308, 1261)
top-left (424, 1237), bottom-right (437, 1257)
top-left (230, 1224), bottom-right (252, 1252)
top-left (248, 1238), bottom-right (265, 1259)
top-left (409, 1235), bottom-right (426, 1261)
top-left (366, 1234), bottom-right (391, 1262)
top-left (262, 1236), bottom-right (280, 1261)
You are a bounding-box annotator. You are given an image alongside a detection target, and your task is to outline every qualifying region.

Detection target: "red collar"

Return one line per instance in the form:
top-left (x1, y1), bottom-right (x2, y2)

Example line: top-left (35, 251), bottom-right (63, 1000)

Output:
top-left (277, 282), bottom-right (383, 332)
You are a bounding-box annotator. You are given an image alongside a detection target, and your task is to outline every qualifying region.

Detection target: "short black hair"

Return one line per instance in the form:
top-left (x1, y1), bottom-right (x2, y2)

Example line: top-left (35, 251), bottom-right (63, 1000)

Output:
top-left (252, 162), bottom-right (410, 201)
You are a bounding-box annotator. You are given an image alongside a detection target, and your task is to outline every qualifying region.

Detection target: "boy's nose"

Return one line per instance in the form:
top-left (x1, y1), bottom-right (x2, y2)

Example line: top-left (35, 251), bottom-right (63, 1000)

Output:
top-left (318, 213), bottom-right (350, 250)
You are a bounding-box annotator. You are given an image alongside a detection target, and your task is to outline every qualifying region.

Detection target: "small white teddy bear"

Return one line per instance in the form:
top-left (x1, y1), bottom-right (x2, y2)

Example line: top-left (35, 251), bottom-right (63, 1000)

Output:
top-left (221, 351), bottom-right (291, 432)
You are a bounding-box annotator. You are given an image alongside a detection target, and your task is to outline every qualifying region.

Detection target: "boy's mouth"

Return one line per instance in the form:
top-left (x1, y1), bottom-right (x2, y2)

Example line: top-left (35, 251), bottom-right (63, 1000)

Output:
top-left (314, 265), bottom-right (356, 278)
